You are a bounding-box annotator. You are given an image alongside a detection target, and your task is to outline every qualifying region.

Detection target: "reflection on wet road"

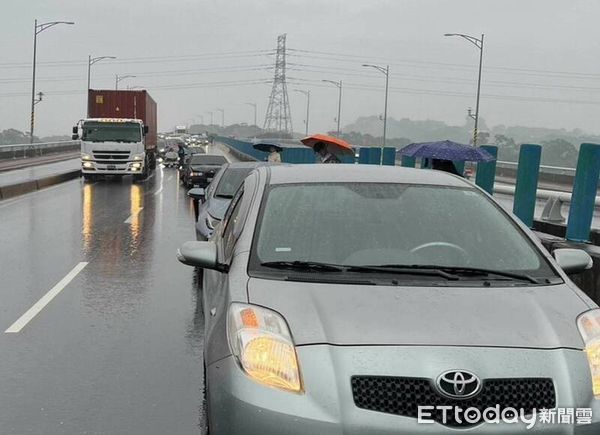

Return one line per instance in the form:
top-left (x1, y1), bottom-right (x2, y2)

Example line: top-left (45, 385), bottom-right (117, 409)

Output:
top-left (0, 150), bottom-right (228, 434)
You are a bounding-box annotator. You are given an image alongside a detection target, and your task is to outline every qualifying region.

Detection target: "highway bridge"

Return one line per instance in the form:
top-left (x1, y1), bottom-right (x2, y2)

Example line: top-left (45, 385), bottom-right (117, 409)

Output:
top-left (1, 141), bottom-right (600, 433)
top-left (0, 145), bottom-right (238, 434)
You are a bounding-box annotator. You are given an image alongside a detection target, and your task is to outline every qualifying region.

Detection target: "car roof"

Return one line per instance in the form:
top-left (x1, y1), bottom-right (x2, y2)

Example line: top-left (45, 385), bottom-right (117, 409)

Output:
top-left (261, 164), bottom-right (472, 187)
top-left (225, 161), bottom-right (277, 169)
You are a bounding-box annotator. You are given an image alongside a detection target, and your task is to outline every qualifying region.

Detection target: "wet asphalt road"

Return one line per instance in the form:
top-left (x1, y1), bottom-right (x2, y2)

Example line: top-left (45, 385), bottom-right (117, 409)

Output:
top-left (0, 148), bottom-right (231, 434)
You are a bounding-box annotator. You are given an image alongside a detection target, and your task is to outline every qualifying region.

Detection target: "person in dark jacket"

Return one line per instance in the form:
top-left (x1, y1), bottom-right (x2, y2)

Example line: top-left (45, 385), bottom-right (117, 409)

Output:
top-left (431, 158), bottom-right (462, 176)
top-left (313, 141), bottom-right (341, 164)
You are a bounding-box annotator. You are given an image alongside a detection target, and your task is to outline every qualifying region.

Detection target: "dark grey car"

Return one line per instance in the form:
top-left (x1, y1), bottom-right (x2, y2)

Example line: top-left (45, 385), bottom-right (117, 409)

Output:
top-left (193, 162), bottom-right (272, 240)
top-left (178, 165), bottom-right (599, 434)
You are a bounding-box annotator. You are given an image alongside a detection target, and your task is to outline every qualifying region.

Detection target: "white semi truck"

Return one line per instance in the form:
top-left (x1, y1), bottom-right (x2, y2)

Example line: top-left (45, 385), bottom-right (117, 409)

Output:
top-left (73, 89), bottom-right (158, 181)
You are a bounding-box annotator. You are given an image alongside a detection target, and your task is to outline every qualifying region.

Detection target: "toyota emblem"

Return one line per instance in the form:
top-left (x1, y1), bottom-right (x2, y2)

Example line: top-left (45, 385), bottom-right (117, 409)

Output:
top-left (436, 370), bottom-right (482, 399)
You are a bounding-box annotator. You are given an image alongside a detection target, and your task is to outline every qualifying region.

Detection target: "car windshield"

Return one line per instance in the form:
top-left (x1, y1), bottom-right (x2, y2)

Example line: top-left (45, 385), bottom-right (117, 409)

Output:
top-left (190, 155), bottom-right (227, 165)
top-left (251, 183), bottom-right (558, 281)
top-left (214, 168), bottom-right (253, 198)
top-left (81, 122), bottom-right (141, 143)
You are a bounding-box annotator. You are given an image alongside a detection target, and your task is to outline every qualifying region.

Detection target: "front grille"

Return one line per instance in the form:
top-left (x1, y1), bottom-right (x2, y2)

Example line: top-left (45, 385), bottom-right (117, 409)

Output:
top-left (351, 376), bottom-right (555, 428)
top-left (93, 150), bottom-right (130, 161)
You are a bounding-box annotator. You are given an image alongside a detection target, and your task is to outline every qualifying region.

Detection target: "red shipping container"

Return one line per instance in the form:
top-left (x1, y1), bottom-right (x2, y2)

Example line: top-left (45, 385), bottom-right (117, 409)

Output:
top-left (88, 89), bottom-right (157, 150)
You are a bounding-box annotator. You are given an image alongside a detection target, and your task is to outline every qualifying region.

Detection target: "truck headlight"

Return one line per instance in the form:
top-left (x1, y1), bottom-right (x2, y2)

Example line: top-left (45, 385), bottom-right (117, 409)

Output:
top-left (133, 154), bottom-right (145, 161)
top-left (228, 303), bottom-right (303, 393)
top-left (577, 309), bottom-right (600, 399)
top-left (131, 162), bottom-right (142, 169)
top-left (81, 153), bottom-right (92, 161)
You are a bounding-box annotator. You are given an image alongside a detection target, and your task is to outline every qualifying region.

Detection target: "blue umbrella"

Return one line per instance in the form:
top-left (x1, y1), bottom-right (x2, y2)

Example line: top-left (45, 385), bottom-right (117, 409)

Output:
top-left (399, 140), bottom-right (495, 162)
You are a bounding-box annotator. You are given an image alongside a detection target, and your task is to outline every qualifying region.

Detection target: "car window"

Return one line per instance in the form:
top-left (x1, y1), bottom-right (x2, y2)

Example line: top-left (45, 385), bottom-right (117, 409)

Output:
top-left (221, 188), bottom-right (244, 260)
top-left (250, 183), bottom-right (558, 280)
top-left (214, 168), bottom-right (253, 198)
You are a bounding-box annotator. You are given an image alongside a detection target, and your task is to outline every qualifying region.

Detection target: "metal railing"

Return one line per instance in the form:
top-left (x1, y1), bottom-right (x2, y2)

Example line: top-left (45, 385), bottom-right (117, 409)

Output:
top-left (496, 160), bottom-right (576, 176)
top-left (0, 140), bottom-right (80, 159)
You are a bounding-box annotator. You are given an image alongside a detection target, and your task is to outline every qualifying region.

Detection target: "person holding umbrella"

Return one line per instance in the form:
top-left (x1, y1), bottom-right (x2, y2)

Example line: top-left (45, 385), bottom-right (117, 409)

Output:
top-left (313, 141), bottom-right (341, 164)
top-left (252, 141), bottom-right (283, 163)
top-left (267, 146), bottom-right (282, 163)
top-left (431, 158), bottom-right (462, 176)
top-left (301, 134), bottom-right (354, 164)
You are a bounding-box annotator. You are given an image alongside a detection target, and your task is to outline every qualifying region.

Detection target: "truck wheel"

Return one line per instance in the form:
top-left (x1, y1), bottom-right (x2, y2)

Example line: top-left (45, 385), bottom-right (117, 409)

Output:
top-left (149, 153), bottom-right (157, 170)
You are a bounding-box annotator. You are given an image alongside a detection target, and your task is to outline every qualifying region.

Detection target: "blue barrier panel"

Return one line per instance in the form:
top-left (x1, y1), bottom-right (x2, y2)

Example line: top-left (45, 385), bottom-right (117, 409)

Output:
top-left (368, 148), bottom-right (382, 165)
top-left (340, 154), bottom-right (355, 164)
top-left (475, 145), bottom-right (498, 195)
top-left (382, 147), bottom-right (396, 166)
top-left (513, 144), bottom-right (542, 228)
top-left (282, 148), bottom-right (315, 164)
top-left (358, 147), bottom-right (370, 164)
top-left (566, 143), bottom-right (600, 242)
top-left (401, 155), bottom-right (416, 167)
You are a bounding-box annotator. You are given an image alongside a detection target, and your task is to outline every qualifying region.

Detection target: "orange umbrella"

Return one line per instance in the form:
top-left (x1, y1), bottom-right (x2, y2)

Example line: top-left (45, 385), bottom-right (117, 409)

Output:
top-left (300, 134), bottom-right (355, 156)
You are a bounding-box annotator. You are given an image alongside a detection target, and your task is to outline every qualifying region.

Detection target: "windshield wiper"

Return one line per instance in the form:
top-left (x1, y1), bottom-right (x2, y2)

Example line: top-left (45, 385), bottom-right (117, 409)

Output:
top-left (215, 194), bottom-right (234, 199)
top-left (260, 260), bottom-right (345, 272)
top-left (347, 265), bottom-right (459, 280)
top-left (385, 265), bottom-right (539, 284)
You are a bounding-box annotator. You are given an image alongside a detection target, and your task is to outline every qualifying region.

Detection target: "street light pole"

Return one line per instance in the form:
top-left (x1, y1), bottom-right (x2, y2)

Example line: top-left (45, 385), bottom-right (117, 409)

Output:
top-left (293, 89), bottom-right (310, 136)
top-left (115, 74), bottom-right (136, 90)
top-left (245, 102), bottom-right (257, 126)
top-left (362, 64), bottom-right (390, 153)
top-left (445, 32), bottom-right (485, 146)
top-left (30, 19), bottom-right (74, 143)
top-left (87, 55), bottom-right (116, 116)
top-left (206, 111), bottom-right (214, 125)
top-left (322, 80), bottom-right (342, 136)
top-left (217, 108), bottom-right (225, 128)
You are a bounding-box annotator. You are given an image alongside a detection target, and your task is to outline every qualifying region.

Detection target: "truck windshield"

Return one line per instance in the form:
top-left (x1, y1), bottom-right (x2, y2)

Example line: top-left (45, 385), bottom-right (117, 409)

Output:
top-left (82, 122), bottom-right (142, 143)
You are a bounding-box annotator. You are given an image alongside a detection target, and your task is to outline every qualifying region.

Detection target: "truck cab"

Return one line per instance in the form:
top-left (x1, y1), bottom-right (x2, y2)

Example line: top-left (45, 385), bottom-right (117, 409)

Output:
top-left (74, 118), bottom-right (150, 180)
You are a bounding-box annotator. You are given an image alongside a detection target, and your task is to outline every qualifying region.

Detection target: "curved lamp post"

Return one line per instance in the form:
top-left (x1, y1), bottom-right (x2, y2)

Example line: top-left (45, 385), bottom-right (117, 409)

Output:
top-left (445, 33), bottom-right (485, 146)
top-left (30, 20), bottom-right (74, 143)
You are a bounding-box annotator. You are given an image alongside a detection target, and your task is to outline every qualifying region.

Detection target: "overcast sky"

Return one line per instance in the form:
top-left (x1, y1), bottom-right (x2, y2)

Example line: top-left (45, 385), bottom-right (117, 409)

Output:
top-left (3, 0), bottom-right (600, 137)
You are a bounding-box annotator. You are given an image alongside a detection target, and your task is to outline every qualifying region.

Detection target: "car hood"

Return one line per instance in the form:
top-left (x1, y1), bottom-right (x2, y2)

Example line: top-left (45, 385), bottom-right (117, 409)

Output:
top-left (247, 278), bottom-right (588, 349)
top-left (207, 196), bottom-right (231, 220)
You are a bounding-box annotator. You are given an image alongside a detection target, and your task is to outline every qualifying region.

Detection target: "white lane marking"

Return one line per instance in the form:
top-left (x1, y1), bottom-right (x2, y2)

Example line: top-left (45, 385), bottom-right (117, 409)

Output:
top-left (124, 207), bottom-right (144, 223)
top-left (153, 186), bottom-right (163, 196)
top-left (5, 262), bottom-right (88, 333)
top-left (167, 175), bottom-right (173, 181)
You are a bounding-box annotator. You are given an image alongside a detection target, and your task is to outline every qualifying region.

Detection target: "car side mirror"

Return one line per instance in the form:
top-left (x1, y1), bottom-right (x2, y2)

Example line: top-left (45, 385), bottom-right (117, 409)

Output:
top-left (553, 248), bottom-right (593, 274)
top-left (177, 241), bottom-right (227, 271)
top-left (187, 188), bottom-right (205, 201)
top-left (72, 134), bottom-right (79, 140)
top-left (143, 125), bottom-right (149, 135)
top-left (72, 126), bottom-right (78, 134)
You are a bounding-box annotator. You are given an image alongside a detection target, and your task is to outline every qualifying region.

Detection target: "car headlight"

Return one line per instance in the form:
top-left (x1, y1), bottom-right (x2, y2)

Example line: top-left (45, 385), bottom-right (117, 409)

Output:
top-left (228, 303), bottom-right (303, 393)
top-left (192, 172), bottom-right (203, 176)
top-left (133, 154), bottom-right (145, 161)
top-left (577, 309), bottom-right (600, 399)
top-left (81, 153), bottom-right (92, 161)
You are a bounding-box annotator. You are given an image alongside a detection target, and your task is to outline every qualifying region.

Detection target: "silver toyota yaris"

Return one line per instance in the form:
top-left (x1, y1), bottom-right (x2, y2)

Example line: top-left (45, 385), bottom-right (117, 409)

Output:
top-left (178, 164), bottom-right (600, 434)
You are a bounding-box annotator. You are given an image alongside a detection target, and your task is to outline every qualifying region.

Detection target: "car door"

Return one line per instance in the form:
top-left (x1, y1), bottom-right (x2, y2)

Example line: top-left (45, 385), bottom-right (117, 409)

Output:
top-left (202, 187), bottom-right (245, 363)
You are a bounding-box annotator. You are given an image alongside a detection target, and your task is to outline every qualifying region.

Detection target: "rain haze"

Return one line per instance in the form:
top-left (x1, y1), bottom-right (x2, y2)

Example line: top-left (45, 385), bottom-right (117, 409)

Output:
top-left (2, 0), bottom-right (600, 137)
